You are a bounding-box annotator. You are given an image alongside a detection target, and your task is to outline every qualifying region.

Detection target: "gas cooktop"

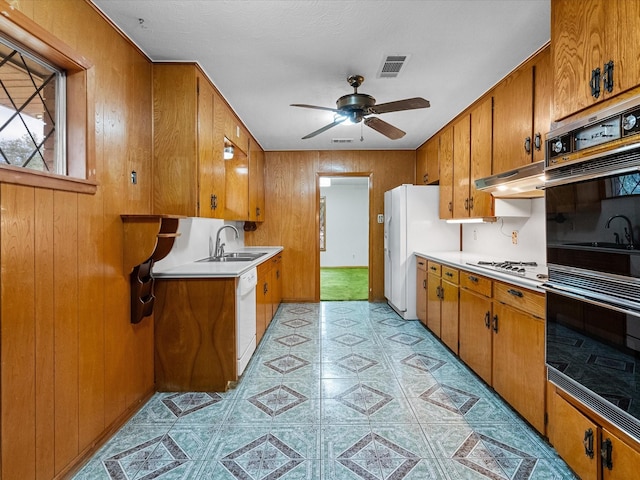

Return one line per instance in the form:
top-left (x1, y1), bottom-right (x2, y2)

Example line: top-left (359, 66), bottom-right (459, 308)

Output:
top-left (468, 260), bottom-right (548, 281)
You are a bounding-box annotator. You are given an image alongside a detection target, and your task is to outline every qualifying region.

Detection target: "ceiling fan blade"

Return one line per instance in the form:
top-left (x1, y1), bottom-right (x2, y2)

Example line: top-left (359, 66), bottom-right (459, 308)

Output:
top-left (364, 117), bottom-right (406, 140)
top-left (301, 117), bottom-right (346, 139)
top-left (290, 103), bottom-right (341, 113)
top-left (370, 97), bottom-right (430, 114)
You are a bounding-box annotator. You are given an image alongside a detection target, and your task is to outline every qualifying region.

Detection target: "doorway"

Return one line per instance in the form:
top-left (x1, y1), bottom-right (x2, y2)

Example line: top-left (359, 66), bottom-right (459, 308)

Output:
top-left (318, 174), bottom-right (370, 301)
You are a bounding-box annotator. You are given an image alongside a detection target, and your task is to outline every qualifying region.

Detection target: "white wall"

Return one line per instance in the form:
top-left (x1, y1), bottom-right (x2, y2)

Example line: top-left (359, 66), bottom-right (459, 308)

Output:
top-left (320, 182), bottom-right (369, 267)
top-left (461, 197), bottom-right (546, 265)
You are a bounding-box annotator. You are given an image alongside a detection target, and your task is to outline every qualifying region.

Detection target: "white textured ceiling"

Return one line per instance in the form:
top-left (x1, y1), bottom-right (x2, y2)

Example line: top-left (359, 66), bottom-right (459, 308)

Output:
top-left (91, 0), bottom-right (550, 151)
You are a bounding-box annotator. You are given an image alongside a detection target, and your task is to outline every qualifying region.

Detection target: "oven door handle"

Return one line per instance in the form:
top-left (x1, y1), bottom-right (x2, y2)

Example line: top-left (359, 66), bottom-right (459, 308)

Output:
top-left (542, 283), bottom-right (640, 318)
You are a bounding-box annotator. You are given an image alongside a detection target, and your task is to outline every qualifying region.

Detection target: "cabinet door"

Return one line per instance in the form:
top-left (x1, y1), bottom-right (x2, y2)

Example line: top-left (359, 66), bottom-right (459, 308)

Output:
top-left (438, 126), bottom-right (454, 219)
top-left (249, 143), bottom-right (265, 222)
top-left (470, 96), bottom-right (493, 218)
top-left (427, 273), bottom-right (442, 337)
top-left (416, 260), bottom-right (428, 326)
top-left (602, 427), bottom-right (640, 480)
top-left (256, 263), bottom-right (270, 344)
top-left (440, 279), bottom-right (459, 354)
top-left (492, 302), bottom-right (545, 432)
top-left (493, 64), bottom-right (534, 173)
top-left (197, 74), bottom-right (216, 218)
top-left (610, 1), bottom-right (640, 103)
top-left (552, 0), bottom-right (606, 120)
top-left (547, 387), bottom-right (599, 480)
top-left (416, 144), bottom-right (428, 185)
top-left (452, 114), bottom-right (471, 218)
top-left (459, 289), bottom-right (492, 384)
top-left (212, 90), bottom-right (227, 216)
top-left (532, 46), bottom-right (551, 164)
top-left (272, 255), bottom-right (282, 315)
top-left (224, 150), bottom-right (250, 220)
top-left (426, 137), bottom-right (439, 185)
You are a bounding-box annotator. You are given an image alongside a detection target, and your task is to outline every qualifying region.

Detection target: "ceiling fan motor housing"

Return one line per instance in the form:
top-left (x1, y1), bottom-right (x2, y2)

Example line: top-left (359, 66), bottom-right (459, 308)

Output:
top-left (336, 93), bottom-right (376, 122)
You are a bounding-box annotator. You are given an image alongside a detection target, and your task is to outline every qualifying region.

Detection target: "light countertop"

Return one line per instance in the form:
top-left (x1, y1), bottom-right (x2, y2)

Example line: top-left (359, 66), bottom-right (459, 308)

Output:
top-left (152, 246), bottom-right (284, 279)
top-left (414, 250), bottom-right (548, 292)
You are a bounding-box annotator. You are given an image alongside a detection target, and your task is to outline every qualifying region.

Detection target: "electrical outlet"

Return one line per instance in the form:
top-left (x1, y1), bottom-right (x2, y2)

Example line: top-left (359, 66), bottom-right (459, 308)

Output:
top-left (377, 214), bottom-right (384, 223)
top-left (512, 230), bottom-right (518, 245)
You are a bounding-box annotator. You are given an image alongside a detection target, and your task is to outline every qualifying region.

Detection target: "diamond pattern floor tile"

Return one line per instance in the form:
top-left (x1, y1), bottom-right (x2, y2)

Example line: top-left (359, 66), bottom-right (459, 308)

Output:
top-left (73, 301), bottom-right (576, 480)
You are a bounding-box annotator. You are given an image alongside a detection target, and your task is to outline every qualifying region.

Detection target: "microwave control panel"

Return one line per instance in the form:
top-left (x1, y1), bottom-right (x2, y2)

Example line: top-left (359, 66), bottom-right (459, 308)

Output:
top-left (546, 104), bottom-right (640, 163)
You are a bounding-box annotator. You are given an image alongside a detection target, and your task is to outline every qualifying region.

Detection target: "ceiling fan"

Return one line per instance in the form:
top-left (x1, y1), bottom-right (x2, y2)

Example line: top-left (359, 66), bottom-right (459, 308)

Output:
top-left (291, 74), bottom-right (430, 140)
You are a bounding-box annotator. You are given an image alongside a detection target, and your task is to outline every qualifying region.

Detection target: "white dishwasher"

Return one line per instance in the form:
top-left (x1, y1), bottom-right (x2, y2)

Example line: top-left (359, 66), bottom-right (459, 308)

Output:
top-left (236, 267), bottom-right (258, 376)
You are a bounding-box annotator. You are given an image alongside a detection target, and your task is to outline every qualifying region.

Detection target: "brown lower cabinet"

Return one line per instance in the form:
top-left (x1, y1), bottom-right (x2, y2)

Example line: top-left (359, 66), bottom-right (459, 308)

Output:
top-left (257, 252), bottom-right (283, 344)
top-left (547, 383), bottom-right (640, 480)
top-left (425, 260), bottom-right (459, 351)
top-left (427, 262), bottom-right (546, 433)
top-left (416, 256), bottom-right (428, 325)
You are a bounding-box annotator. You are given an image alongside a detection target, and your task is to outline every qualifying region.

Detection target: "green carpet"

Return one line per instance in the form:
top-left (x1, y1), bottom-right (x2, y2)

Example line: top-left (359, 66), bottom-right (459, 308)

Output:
top-left (320, 267), bottom-right (369, 301)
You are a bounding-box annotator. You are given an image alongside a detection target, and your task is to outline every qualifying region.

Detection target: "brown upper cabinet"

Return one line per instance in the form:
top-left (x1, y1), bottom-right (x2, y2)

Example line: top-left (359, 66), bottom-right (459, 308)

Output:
top-left (415, 136), bottom-right (439, 185)
top-left (438, 125), bottom-right (454, 219)
top-left (552, 0), bottom-right (640, 121)
top-left (225, 138), bottom-right (266, 222)
top-left (153, 63), bottom-right (225, 218)
top-left (493, 44), bottom-right (550, 174)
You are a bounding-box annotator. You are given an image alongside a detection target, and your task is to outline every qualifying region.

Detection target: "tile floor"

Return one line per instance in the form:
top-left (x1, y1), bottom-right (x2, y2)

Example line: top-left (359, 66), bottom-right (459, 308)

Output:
top-left (73, 302), bottom-right (576, 479)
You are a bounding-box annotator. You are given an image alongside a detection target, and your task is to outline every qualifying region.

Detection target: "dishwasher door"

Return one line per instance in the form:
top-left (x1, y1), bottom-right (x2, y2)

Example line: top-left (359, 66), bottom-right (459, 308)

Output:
top-left (236, 267), bottom-right (257, 376)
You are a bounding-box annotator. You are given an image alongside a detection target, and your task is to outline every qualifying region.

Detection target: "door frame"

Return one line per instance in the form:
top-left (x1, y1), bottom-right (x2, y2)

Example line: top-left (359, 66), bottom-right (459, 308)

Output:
top-left (315, 172), bottom-right (374, 302)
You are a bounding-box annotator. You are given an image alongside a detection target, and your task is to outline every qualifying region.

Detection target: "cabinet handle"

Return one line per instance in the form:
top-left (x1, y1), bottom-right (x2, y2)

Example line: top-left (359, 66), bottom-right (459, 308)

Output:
top-left (469, 196), bottom-right (474, 210)
top-left (423, 173), bottom-right (428, 184)
top-left (590, 67), bottom-right (601, 99)
top-left (603, 60), bottom-right (614, 93)
top-left (423, 279), bottom-right (426, 289)
top-left (276, 270), bottom-right (280, 280)
top-left (601, 438), bottom-right (613, 470)
top-left (467, 275), bottom-right (478, 283)
top-left (430, 266), bottom-right (438, 272)
top-left (524, 136), bottom-right (531, 154)
top-left (464, 198), bottom-right (469, 211)
top-left (583, 428), bottom-right (594, 459)
top-left (436, 285), bottom-right (442, 299)
top-left (484, 311), bottom-right (490, 329)
top-left (264, 283), bottom-right (268, 295)
top-left (418, 261), bottom-right (425, 266)
top-left (507, 288), bottom-right (523, 298)
top-left (445, 271), bottom-right (454, 278)
top-left (534, 133), bottom-right (542, 151)
top-left (440, 286), bottom-right (444, 301)
top-left (211, 194), bottom-right (217, 210)
top-left (492, 314), bottom-right (498, 333)
top-left (256, 207), bottom-right (261, 217)
top-left (448, 201), bottom-right (453, 212)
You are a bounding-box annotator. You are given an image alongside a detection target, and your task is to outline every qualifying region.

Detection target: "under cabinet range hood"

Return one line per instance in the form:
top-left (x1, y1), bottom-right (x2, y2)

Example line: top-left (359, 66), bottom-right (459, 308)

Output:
top-left (474, 161), bottom-right (545, 198)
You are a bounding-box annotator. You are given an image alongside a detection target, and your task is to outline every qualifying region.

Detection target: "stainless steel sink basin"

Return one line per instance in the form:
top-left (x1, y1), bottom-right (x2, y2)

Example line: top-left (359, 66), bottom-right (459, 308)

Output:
top-left (197, 252), bottom-right (267, 262)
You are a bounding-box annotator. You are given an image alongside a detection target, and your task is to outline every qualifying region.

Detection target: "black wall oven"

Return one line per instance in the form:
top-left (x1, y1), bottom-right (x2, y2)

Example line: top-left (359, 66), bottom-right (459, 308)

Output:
top-left (545, 95), bottom-right (640, 442)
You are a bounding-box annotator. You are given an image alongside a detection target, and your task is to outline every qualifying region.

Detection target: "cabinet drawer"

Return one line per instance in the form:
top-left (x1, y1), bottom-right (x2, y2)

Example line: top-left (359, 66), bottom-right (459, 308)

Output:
top-left (442, 266), bottom-right (459, 284)
top-left (460, 270), bottom-right (492, 297)
top-left (427, 261), bottom-right (441, 276)
top-left (416, 256), bottom-right (428, 271)
top-left (494, 281), bottom-right (545, 318)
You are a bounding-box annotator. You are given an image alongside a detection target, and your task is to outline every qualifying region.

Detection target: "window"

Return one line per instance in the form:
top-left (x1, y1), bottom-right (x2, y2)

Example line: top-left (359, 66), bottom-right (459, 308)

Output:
top-left (0, 4), bottom-right (95, 193)
top-left (0, 35), bottom-right (65, 174)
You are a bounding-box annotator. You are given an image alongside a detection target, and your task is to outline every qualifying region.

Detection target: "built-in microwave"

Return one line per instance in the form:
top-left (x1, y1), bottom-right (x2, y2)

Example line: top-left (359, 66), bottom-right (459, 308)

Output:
top-left (544, 95), bottom-right (640, 443)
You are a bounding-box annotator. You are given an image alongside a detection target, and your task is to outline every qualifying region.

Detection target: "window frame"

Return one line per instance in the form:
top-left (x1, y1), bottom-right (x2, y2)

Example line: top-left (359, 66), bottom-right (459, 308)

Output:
top-left (0, 0), bottom-right (96, 194)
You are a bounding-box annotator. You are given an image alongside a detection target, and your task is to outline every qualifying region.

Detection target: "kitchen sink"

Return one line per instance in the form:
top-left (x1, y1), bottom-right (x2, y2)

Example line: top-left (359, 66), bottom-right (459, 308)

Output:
top-left (197, 252), bottom-right (267, 262)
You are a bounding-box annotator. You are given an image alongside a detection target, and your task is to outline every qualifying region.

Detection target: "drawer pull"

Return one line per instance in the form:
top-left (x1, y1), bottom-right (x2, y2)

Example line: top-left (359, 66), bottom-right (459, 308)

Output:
top-left (418, 261), bottom-right (425, 266)
top-left (445, 271), bottom-right (454, 278)
top-left (583, 428), bottom-right (594, 459)
top-left (601, 438), bottom-right (613, 470)
top-left (468, 275), bottom-right (479, 283)
top-left (492, 314), bottom-right (498, 333)
top-left (430, 266), bottom-right (438, 272)
top-left (484, 311), bottom-right (490, 329)
top-left (507, 288), bottom-right (523, 298)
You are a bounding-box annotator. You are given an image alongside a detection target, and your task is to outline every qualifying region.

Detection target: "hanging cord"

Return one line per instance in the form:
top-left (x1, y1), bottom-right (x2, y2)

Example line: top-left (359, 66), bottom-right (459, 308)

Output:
top-left (498, 218), bottom-right (512, 238)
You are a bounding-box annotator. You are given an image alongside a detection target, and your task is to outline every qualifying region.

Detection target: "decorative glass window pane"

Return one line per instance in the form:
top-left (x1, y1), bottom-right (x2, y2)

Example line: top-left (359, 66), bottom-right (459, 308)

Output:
top-left (0, 35), bottom-right (65, 174)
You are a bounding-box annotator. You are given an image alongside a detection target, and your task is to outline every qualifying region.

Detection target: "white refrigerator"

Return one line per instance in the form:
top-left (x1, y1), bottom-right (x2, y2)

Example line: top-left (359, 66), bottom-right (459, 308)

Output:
top-left (384, 185), bottom-right (460, 319)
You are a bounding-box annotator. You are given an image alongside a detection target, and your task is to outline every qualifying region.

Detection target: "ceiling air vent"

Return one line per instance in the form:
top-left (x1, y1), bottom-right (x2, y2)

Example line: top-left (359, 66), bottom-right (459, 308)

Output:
top-left (378, 54), bottom-right (410, 78)
top-left (331, 138), bottom-right (354, 144)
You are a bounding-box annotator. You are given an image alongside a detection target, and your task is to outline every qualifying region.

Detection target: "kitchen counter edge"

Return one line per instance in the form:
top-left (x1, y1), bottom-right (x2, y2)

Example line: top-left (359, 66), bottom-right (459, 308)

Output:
top-left (414, 250), bottom-right (546, 293)
top-left (152, 246), bottom-right (284, 279)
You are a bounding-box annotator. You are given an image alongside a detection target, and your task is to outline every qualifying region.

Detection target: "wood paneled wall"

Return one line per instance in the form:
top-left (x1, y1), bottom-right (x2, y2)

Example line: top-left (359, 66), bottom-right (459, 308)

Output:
top-left (0, 1), bottom-right (154, 478)
top-left (245, 150), bottom-right (416, 302)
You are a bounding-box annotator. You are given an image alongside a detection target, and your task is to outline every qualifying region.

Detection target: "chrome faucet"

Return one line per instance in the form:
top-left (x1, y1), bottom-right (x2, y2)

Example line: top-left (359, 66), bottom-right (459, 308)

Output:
top-left (605, 214), bottom-right (635, 248)
top-left (213, 224), bottom-right (239, 258)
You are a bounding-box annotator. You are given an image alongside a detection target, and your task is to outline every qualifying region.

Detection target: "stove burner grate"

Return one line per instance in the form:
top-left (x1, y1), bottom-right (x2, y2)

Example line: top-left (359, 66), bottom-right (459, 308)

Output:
top-left (474, 261), bottom-right (538, 276)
